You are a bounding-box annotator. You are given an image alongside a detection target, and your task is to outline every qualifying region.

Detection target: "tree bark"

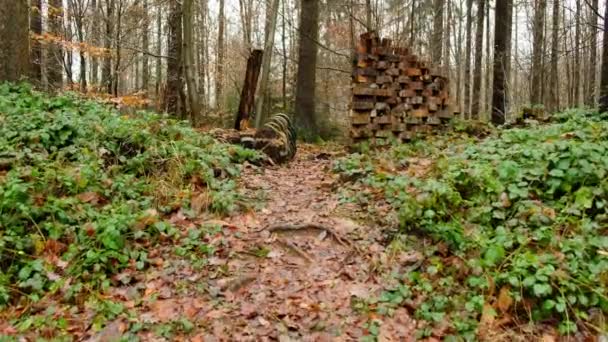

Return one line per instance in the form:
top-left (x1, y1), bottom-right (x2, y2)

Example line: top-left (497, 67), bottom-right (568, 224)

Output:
top-left (588, 0), bottom-right (599, 106)
top-left (166, 0), bottom-right (183, 117)
top-left (30, 0), bottom-right (43, 84)
top-left (531, 0), bottom-right (546, 105)
top-left (102, 0), bottom-right (114, 94)
top-left (471, 0), bottom-right (485, 119)
top-left (599, 0), bottom-right (608, 112)
top-left (216, 0), bottom-right (225, 109)
top-left (549, 0), bottom-right (559, 111)
top-left (142, 0), bottom-right (150, 92)
top-left (48, 0), bottom-right (64, 89)
top-left (574, 0), bottom-right (581, 106)
top-left (464, 0), bottom-right (473, 118)
top-left (294, 0), bottom-right (319, 139)
top-left (254, 0), bottom-right (280, 128)
top-left (183, 0), bottom-right (201, 125)
top-left (491, 0), bottom-right (513, 125)
top-left (236, 50), bottom-right (263, 130)
top-left (155, 4), bottom-right (162, 99)
top-left (432, 0), bottom-right (444, 67)
top-left (366, 0), bottom-right (373, 31)
top-left (0, 0), bottom-right (29, 83)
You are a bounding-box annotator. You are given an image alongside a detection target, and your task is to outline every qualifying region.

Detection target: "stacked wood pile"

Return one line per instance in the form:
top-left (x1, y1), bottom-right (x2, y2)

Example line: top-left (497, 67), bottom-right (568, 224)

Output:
top-left (212, 113), bottom-right (297, 164)
top-left (351, 32), bottom-right (453, 143)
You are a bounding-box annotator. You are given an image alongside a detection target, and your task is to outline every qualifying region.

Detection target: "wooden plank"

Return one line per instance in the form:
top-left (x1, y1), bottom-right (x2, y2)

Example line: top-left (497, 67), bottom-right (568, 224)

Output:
top-left (354, 67), bottom-right (378, 77)
top-left (354, 75), bottom-right (374, 83)
top-left (399, 89), bottom-right (416, 98)
top-left (406, 68), bottom-right (422, 77)
top-left (392, 123), bottom-right (407, 132)
top-left (376, 75), bottom-right (393, 84)
top-left (377, 61), bottom-right (390, 69)
top-left (386, 54), bottom-right (400, 62)
top-left (375, 102), bottom-right (389, 111)
top-left (351, 112), bottom-right (371, 124)
top-left (352, 86), bottom-right (376, 96)
top-left (411, 108), bottom-right (429, 118)
top-left (351, 127), bottom-right (370, 138)
top-left (375, 130), bottom-right (392, 138)
top-left (352, 101), bottom-right (375, 110)
top-left (410, 81), bottom-right (424, 90)
top-left (386, 68), bottom-right (400, 76)
top-left (427, 116), bottom-right (442, 125)
top-left (374, 115), bottom-right (391, 124)
top-left (374, 89), bottom-right (394, 97)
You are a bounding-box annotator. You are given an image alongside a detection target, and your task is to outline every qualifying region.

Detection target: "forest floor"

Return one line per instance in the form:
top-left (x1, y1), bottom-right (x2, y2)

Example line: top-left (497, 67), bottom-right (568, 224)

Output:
top-left (2, 87), bottom-right (607, 341)
top-left (87, 145), bottom-right (418, 341)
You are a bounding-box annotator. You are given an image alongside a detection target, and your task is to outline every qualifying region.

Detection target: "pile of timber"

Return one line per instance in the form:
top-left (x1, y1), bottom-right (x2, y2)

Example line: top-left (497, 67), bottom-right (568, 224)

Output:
top-left (351, 32), bottom-right (453, 143)
top-left (211, 113), bottom-right (297, 164)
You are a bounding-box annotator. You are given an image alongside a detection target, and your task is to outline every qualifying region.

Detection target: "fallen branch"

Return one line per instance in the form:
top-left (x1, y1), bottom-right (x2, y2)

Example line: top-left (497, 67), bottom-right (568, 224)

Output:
top-left (268, 223), bottom-right (353, 249)
top-left (275, 238), bottom-right (315, 264)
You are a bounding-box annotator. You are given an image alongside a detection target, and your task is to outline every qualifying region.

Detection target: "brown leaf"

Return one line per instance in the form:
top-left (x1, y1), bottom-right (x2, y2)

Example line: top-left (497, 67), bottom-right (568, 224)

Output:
top-left (191, 192), bottom-right (210, 216)
top-left (150, 299), bottom-right (178, 323)
top-left (480, 303), bottom-right (496, 327)
top-left (77, 191), bottom-right (101, 204)
top-left (497, 286), bottom-right (513, 313)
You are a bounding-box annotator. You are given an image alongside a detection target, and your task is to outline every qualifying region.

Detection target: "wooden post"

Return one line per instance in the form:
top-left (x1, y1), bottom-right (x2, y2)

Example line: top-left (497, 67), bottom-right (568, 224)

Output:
top-left (235, 49), bottom-right (264, 130)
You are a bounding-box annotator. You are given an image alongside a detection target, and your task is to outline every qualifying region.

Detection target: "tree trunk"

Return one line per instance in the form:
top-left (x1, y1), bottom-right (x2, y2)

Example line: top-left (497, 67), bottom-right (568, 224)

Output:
top-left (366, 0), bottom-right (373, 30)
top-left (30, 0), bottom-right (43, 84)
top-left (574, 0), bottom-right (581, 106)
top-left (531, 0), bottom-right (546, 105)
top-left (464, 0), bottom-right (473, 118)
top-left (599, 0), bottom-right (608, 112)
top-left (294, 0), bottom-right (319, 139)
top-left (142, 0), bottom-right (149, 93)
top-left (0, 0), bottom-right (29, 83)
top-left (491, 0), bottom-right (513, 125)
top-left (155, 5), bottom-right (162, 99)
top-left (102, 0), bottom-right (114, 94)
top-left (90, 0), bottom-right (99, 88)
top-left (183, 0), bottom-right (201, 125)
top-left (254, 0), bottom-right (280, 128)
top-left (236, 50), bottom-right (263, 130)
top-left (432, 0), bottom-right (444, 67)
top-left (282, 0), bottom-right (288, 110)
top-left (471, 0), bottom-right (485, 119)
top-left (588, 0), bottom-right (599, 106)
top-left (166, 0), bottom-right (183, 117)
top-left (48, 0), bottom-right (64, 89)
top-left (549, 0), bottom-right (559, 111)
top-left (216, 0), bottom-right (225, 109)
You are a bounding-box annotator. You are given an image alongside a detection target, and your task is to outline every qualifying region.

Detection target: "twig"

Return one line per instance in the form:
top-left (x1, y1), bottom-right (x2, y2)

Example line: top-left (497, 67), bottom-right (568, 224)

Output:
top-left (275, 238), bottom-right (314, 264)
top-left (268, 223), bottom-right (353, 249)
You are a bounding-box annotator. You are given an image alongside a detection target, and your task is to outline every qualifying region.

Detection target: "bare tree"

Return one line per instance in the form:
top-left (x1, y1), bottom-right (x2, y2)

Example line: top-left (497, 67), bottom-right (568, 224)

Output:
top-left (464, 0), bottom-right (473, 117)
top-left (295, 0), bottom-right (319, 138)
top-left (492, 0), bottom-right (513, 125)
top-left (599, 0), bottom-right (608, 112)
top-left (531, 0), bottom-right (546, 105)
top-left (216, 0), bottom-right (225, 109)
top-left (30, 0), bottom-right (43, 84)
top-left (471, 0), bottom-right (485, 119)
top-left (166, 0), bottom-right (183, 116)
top-left (48, 0), bottom-right (65, 89)
top-left (254, 0), bottom-right (280, 128)
top-left (432, 0), bottom-right (444, 66)
top-left (0, 0), bottom-right (29, 82)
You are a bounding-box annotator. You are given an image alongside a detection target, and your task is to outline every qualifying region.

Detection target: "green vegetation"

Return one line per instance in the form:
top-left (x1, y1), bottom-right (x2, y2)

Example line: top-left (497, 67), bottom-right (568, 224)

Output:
top-left (0, 84), bottom-right (260, 308)
top-left (335, 110), bottom-right (608, 338)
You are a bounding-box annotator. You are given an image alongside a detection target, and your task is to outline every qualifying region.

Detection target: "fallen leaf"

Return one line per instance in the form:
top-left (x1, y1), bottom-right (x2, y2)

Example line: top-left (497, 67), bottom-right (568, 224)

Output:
top-left (497, 286), bottom-right (513, 313)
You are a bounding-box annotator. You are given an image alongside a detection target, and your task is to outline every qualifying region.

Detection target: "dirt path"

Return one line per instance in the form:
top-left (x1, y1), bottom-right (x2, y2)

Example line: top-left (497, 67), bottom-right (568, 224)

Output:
top-left (94, 147), bottom-right (417, 341)
top-left (193, 146), bottom-right (415, 341)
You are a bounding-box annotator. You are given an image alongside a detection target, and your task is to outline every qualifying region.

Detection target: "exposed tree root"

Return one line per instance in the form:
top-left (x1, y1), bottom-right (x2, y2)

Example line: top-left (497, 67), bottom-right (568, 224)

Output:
top-left (268, 223), bottom-right (353, 249)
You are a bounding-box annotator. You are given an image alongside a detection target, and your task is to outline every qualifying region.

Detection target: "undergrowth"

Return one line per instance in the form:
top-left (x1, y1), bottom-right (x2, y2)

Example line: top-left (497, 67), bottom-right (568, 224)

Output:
top-left (0, 83), bottom-right (260, 309)
top-left (335, 109), bottom-right (608, 339)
